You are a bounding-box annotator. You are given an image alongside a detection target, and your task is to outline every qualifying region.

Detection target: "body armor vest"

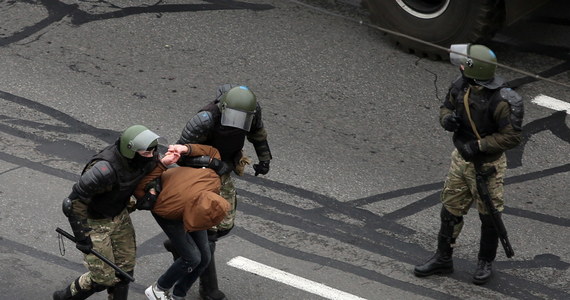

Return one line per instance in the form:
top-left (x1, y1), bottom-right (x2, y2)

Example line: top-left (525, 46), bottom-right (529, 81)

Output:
top-left (200, 101), bottom-right (247, 164)
top-left (448, 77), bottom-right (523, 162)
top-left (83, 144), bottom-right (156, 218)
top-left (450, 78), bottom-right (505, 143)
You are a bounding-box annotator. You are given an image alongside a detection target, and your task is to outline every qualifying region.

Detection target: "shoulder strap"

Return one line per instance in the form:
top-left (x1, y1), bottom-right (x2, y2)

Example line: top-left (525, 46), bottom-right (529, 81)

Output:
top-left (462, 87), bottom-right (482, 140)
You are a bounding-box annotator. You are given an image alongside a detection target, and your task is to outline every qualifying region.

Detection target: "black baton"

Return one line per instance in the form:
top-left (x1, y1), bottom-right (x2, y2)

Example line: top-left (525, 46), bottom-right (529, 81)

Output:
top-left (473, 163), bottom-right (515, 258)
top-left (56, 227), bottom-right (135, 282)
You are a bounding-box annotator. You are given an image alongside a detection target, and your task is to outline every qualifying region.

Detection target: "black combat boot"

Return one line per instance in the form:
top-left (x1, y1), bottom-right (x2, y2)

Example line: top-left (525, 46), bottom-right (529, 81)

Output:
top-left (107, 283), bottom-right (129, 300)
top-left (472, 213), bottom-right (499, 285)
top-left (53, 285), bottom-right (72, 300)
top-left (53, 278), bottom-right (97, 300)
top-left (414, 207), bottom-right (463, 277)
top-left (107, 271), bottom-right (133, 300)
top-left (414, 241), bottom-right (454, 276)
top-left (199, 241), bottom-right (227, 300)
top-left (472, 259), bottom-right (493, 285)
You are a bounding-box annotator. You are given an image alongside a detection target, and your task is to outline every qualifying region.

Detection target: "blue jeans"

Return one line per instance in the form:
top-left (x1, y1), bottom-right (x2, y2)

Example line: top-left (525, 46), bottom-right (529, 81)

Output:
top-left (152, 213), bottom-right (211, 297)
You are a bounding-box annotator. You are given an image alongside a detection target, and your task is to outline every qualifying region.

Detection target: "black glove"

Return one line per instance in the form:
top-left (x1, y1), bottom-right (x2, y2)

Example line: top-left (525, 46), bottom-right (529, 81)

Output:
top-left (253, 160), bottom-right (270, 176)
top-left (144, 178), bottom-right (162, 194)
top-left (137, 191), bottom-right (157, 210)
top-left (459, 140), bottom-right (480, 161)
top-left (209, 158), bottom-right (231, 176)
top-left (75, 236), bottom-right (93, 254)
top-left (442, 113), bottom-right (461, 132)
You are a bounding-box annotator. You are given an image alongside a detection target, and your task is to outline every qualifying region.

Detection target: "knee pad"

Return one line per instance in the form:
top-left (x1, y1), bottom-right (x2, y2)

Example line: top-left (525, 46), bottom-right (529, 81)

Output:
top-left (441, 207), bottom-right (463, 226)
top-left (440, 207), bottom-right (464, 241)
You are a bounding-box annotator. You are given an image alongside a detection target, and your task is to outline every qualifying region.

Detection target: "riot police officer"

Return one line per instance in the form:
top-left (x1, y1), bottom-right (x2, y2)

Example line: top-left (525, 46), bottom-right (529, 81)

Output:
top-left (53, 125), bottom-right (169, 299)
top-left (170, 84), bottom-right (272, 300)
top-left (414, 44), bottom-right (523, 285)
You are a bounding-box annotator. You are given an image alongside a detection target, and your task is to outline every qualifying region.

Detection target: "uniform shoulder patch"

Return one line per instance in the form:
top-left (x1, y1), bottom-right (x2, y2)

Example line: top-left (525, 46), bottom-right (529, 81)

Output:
top-left (92, 160), bottom-right (114, 177)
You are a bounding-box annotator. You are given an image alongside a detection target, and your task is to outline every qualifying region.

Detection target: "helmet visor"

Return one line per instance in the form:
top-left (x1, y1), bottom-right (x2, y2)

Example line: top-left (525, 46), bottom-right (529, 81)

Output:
top-left (450, 44), bottom-right (469, 67)
top-left (221, 107), bottom-right (255, 131)
top-left (129, 129), bottom-right (160, 152)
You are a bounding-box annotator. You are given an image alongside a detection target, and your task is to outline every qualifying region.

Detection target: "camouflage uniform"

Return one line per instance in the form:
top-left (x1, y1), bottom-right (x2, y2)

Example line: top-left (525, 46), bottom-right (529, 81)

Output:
top-left (217, 173), bottom-right (237, 231)
top-left (441, 149), bottom-right (507, 238)
top-left (74, 208), bottom-right (136, 293)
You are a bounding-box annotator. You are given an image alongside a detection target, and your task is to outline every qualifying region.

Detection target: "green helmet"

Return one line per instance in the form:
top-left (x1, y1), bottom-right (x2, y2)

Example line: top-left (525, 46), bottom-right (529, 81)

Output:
top-left (450, 44), bottom-right (497, 81)
top-left (119, 125), bottom-right (160, 159)
top-left (220, 86), bottom-right (257, 131)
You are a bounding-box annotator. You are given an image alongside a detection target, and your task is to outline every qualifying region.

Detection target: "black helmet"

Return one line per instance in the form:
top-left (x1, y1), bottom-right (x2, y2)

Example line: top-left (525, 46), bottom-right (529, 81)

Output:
top-left (219, 86), bottom-right (257, 131)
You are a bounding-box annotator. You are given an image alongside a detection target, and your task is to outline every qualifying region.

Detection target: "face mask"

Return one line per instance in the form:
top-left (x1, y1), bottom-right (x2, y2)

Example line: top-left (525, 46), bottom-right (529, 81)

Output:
top-left (136, 146), bottom-right (157, 158)
top-left (130, 152), bottom-right (155, 168)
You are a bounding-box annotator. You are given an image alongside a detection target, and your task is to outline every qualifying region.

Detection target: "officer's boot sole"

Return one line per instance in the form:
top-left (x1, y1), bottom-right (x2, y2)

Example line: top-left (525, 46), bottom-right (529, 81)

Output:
top-left (414, 266), bottom-right (454, 277)
top-left (472, 274), bottom-right (492, 285)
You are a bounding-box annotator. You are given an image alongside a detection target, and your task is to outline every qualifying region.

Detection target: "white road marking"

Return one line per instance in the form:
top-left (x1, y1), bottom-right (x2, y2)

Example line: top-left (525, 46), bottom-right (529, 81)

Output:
top-left (532, 94), bottom-right (570, 114)
top-left (227, 256), bottom-right (367, 300)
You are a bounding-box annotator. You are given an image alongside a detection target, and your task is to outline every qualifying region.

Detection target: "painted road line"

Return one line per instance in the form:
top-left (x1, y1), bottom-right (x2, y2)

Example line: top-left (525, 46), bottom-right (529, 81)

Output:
top-left (227, 256), bottom-right (367, 300)
top-left (532, 94), bottom-right (570, 114)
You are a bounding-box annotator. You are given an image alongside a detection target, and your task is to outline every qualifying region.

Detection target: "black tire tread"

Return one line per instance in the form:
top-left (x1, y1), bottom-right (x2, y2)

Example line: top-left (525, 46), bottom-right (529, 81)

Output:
top-left (365, 0), bottom-right (506, 60)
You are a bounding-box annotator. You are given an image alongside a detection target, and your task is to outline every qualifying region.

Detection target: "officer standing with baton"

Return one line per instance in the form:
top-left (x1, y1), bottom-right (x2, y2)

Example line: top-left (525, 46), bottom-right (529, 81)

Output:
top-left (413, 44), bottom-right (523, 285)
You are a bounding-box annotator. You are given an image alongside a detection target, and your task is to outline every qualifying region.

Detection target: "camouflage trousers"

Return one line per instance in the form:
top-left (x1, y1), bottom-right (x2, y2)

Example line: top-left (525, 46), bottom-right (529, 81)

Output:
top-left (210, 172), bottom-right (237, 233)
top-left (72, 208), bottom-right (136, 294)
top-left (440, 150), bottom-right (506, 238)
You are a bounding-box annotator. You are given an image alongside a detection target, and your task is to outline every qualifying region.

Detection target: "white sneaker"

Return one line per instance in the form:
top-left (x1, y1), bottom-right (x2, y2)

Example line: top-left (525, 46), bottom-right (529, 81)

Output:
top-left (145, 282), bottom-right (173, 300)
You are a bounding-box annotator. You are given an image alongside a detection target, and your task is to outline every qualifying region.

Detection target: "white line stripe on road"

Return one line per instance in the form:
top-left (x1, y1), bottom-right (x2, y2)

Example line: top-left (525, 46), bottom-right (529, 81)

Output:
top-left (227, 256), bottom-right (367, 300)
top-left (532, 94), bottom-right (570, 114)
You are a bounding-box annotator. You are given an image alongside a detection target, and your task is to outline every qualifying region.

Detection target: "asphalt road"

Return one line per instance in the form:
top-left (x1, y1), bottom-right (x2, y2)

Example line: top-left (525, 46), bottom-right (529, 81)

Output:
top-left (0, 0), bottom-right (569, 299)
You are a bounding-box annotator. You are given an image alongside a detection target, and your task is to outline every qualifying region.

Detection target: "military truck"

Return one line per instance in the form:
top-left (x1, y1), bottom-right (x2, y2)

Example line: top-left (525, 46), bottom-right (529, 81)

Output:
top-left (365, 0), bottom-right (551, 59)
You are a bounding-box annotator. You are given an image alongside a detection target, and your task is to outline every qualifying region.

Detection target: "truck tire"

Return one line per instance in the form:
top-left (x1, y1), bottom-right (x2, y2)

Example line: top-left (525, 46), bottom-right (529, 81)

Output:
top-left (365, 0), bottom-right (505, 60)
